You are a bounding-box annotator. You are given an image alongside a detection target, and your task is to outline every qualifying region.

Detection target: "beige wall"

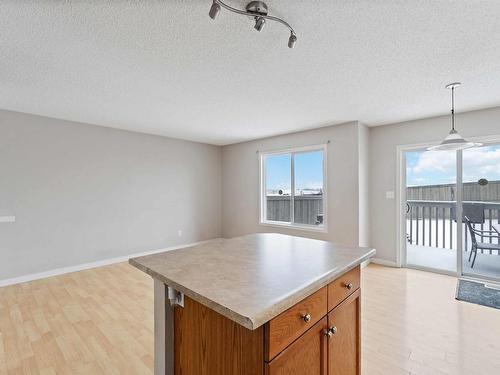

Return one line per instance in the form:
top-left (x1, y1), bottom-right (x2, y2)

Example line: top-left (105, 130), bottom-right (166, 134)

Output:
top-left (0, 110), bottom-right (222, 280)
top-left (370, 106), bottom-right (500, 264)
top-left (222, 121), bottom-right (369, 247)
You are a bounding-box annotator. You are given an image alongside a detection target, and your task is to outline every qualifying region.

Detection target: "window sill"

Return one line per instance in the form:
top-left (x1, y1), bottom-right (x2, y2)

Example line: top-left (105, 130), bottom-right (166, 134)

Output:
top-left (259, 221), bottom-right (328, 233)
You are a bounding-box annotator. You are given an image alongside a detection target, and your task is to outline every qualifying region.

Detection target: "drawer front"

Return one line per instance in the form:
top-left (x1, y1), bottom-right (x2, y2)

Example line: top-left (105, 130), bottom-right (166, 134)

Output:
top-left (265, 287), bottom-right (327, 361)
top-left (327, 266), bottom-right (360, 311)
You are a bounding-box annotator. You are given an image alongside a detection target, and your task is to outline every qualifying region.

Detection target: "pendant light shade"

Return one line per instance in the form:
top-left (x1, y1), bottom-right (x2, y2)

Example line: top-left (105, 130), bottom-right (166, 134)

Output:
top-left (427, 83), bottom-right (482, 151)
top-left (427, 129), bottom-right (481, 151)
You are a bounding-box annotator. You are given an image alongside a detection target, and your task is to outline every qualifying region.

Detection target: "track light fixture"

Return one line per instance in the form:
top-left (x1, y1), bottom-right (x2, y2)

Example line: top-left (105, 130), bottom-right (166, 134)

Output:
top-left (208, 1), bottom-right (297, 48)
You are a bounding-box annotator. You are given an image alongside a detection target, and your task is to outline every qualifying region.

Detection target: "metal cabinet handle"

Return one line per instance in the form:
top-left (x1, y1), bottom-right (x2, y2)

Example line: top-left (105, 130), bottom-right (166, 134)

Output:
top-left (345, 282), bottom-right (353, 290)
top-left (324, 326), bottom-right (337, 338)
top-left (302, 313), bottom-right (312, 323)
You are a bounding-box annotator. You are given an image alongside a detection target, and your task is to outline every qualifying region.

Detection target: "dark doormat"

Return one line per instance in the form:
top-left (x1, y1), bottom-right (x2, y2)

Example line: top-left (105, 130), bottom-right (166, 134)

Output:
top-left (456, 279), bottom-right (500, 310)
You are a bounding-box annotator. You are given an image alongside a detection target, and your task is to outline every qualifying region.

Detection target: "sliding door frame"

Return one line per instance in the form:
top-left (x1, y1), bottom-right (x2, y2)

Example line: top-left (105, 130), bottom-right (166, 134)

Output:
top-left (396, 141), bottom-right (459, 277)
top-left (397, 135), bottom-right (500, 282)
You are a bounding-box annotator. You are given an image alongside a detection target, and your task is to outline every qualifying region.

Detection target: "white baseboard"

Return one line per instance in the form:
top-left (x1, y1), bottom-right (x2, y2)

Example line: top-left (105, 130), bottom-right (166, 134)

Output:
top-left (0, 238), bottom-right (220, 288)
top-left (368, 257), bottom-right (398, 267)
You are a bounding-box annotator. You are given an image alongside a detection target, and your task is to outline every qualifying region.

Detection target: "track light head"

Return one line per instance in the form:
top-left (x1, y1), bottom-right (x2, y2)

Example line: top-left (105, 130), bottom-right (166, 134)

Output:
top-left (254, 17), bottom-right (266, 32)
top-left (288, 33), bottom-right (297, 48)
top-left (209, 1), bottom-right (221, 20)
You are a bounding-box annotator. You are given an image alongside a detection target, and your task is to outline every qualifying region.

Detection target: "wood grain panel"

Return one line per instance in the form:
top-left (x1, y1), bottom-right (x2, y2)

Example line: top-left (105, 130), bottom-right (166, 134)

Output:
top-left (265, 317), bottom-right (328, 375)
top-left (327, 266), bottom-right (360, 311)
top-left (327, 289), bottom-right (360, 375)
top-left (174, 295), bottom-right (263, 375)
top-left (265, 286), bottom-right (327, 361)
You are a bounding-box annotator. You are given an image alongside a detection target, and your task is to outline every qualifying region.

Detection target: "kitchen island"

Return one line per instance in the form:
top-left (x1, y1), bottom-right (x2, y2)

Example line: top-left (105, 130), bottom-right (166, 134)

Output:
top-left (130, 233), bottom-right (375, 375)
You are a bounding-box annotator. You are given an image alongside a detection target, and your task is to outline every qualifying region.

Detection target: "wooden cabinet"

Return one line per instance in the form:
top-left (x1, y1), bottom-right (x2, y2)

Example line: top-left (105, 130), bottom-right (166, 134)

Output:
top-left (327, 289), bottom-right (361, 375)
top-left (174, 296), bottom-right (264, 375)
top-left (266, 266), bottom-right (361, 375)
top-left (265, 317), bottom-right (328, 375)
top-left (172, 266), bottom-right (361, 375)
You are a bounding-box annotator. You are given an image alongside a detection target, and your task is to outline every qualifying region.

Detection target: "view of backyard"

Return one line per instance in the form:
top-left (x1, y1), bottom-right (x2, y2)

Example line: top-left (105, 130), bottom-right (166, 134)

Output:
top-left (406, 145), bottom-right (500, 279)
top-left (263, 148), bottom-right (325, 227)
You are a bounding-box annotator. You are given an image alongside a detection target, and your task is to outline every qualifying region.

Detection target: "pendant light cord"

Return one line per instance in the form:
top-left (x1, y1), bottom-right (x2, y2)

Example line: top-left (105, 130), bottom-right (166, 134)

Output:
top-left (451, 86), bottom-right (455, 132)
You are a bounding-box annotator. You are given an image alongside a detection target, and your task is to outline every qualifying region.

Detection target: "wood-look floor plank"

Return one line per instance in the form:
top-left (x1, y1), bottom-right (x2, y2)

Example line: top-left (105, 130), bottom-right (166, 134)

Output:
top-left (361, 264), bottom-right (500, 375)
top-left (1, 263), bottom-right (499, 374)
top-left (0, 262), bottom-right (154, 375)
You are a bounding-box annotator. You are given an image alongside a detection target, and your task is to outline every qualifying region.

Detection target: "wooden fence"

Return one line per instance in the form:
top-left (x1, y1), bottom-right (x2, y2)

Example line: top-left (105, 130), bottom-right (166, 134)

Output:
top-left (266, 195), bottom-right (323, 225)
top-left (407, 180), bottom-right (500, 201)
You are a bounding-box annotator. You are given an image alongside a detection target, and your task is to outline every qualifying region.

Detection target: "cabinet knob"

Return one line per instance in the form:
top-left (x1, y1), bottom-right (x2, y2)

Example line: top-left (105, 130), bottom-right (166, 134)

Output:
top-left (302, 313), bottom-right (312, 323)
top-left (330, 326), bottom-right (338, 335)
top-left (345, 282), bottom-right (353, 290)
top-left (323, 329), bottom-right (333, 338)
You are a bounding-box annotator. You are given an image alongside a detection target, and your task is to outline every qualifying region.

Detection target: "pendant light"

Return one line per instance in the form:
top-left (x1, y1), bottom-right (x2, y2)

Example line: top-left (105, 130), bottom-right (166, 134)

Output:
top-left (427, 83), bottom-right (482, 151)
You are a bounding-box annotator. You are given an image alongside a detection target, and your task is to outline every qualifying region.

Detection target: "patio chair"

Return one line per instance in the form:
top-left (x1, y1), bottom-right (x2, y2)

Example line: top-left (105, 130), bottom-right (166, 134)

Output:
top-left (464, 216), bottom-right (500, 268)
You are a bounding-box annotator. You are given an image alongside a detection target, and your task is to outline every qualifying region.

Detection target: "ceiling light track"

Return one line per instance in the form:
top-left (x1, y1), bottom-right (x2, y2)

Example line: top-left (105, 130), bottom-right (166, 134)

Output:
top-left (209, 1), bottom-right (297, 48)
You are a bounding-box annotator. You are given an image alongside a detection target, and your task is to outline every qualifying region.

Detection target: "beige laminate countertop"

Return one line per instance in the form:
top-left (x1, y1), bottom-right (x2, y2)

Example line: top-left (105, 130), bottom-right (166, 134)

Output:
top-left (129, 233), bottom-right (375, 330)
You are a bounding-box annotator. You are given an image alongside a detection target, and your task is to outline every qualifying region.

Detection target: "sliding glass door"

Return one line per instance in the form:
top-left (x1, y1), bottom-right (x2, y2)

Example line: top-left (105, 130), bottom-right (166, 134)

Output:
top-left (405, 149), bottom-right (458, 273)
top-left (403, 141), bottom-right (500, 282)
top-left (461, 142), bottom-right (500, 281)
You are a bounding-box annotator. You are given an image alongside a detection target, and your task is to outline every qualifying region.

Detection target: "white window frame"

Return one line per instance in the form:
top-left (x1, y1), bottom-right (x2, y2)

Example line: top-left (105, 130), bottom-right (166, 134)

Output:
top-left (259, 143), bottom-right (328, 233)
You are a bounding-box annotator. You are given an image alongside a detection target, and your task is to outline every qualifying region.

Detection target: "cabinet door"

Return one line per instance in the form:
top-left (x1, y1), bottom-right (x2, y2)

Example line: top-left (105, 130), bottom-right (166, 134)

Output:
top-left (327, 289), bottom-right (360, 375)
top-left (265, 317), bottom-right (328, 375)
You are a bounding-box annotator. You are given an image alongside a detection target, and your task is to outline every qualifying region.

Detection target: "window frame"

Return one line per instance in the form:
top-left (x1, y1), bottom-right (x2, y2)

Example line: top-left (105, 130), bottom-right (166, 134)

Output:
top-left (259, 143), bottom-right (328, 233)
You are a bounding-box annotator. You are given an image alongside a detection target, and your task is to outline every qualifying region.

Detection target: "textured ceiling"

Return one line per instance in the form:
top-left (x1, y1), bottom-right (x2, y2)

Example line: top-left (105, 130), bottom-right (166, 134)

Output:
top-left (1, 1), bottom-right (500, 145)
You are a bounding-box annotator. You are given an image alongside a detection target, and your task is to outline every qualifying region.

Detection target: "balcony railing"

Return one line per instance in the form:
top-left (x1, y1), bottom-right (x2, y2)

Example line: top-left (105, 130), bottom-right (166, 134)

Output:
top-left (406, 200), bottom-right (500, 253)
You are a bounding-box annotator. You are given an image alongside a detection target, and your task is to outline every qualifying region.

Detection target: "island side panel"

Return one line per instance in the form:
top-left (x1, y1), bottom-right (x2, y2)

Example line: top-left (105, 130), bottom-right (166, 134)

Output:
top-left (154, 280), bottom-right (175, 375)
top-left (174, 296), bottom-right (264, 375)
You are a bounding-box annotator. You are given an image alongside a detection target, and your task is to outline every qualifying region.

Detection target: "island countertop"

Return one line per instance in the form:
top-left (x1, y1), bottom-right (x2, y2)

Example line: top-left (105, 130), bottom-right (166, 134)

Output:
top-left (129, 233), bottom-right (375, 330)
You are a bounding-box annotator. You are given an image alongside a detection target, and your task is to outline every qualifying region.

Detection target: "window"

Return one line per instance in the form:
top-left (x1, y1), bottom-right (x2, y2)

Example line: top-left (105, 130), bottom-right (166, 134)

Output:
top-left (260, 145), bottom-right (327, 231)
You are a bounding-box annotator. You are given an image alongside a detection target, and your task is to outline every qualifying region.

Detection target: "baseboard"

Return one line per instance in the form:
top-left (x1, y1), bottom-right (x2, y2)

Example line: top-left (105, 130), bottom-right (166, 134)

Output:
top-left (368, 257), bottom-right (398, 267)
top-left (0, 238), bottom-right (220, 288)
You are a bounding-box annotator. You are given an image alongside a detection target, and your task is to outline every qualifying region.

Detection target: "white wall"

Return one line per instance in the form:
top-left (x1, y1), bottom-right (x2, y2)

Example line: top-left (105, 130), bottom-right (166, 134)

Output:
top-left (222, 121), bottom-right (368, 247)
top-left (0, 110), bottom-right (221, 280)
top-left (358, 123), bottom-right (370, 247)
top-left (370, 106), bottom-right (500, 264)
top-left (5, 104), bottom-right (499, 281)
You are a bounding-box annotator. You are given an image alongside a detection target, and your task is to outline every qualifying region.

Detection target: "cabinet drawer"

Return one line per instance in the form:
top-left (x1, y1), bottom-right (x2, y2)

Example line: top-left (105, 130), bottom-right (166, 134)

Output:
top-left (327, 266), bottom-right (360, 311)
top-left (265, 287), bottom-right (327, 361)
top-left (265, 317), bottom-right (328, 375)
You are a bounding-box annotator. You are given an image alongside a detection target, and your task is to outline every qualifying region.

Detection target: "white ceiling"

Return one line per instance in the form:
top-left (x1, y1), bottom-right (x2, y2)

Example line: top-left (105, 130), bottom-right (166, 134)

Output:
top-left (2, 1), bottom-right (500, 145)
